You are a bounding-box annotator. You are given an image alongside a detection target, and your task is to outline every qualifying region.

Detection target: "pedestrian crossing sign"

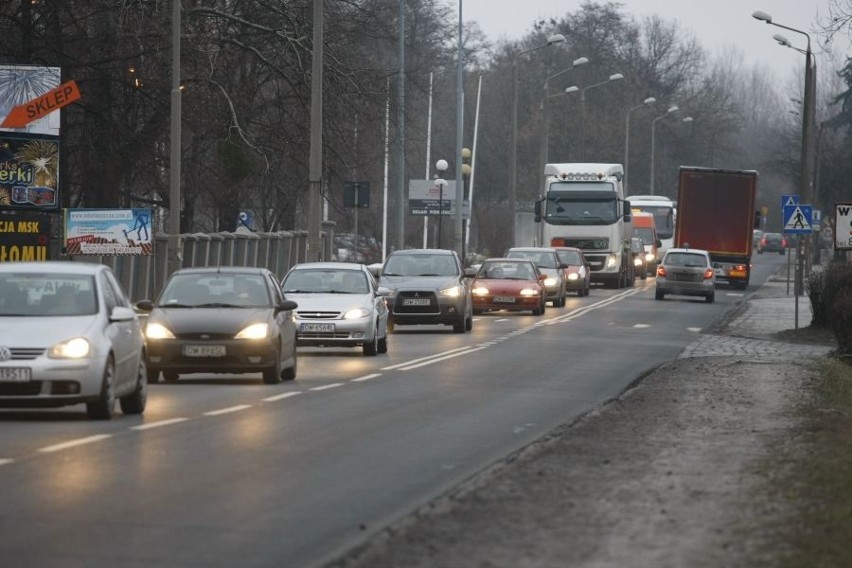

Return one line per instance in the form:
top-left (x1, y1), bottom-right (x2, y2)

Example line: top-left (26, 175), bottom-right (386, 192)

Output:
top-left (783, 203), bottom-right (812, 234)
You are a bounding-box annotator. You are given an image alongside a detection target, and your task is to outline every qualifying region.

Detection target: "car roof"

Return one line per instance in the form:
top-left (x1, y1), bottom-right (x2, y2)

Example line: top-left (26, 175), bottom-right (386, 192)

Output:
top-left (665, 248), bottom-right (709, 256)
top-left (388, 248), bottom-right (455, 256)
top-left (507, 247), bottom-right (556, 253)
top-left (482, 257), bottom-right (535, 264)
top-left (172, 266), bottom-right (270, 275)
top-left (0, 261), bottom-right (106, 275)
top-left (290, 262), bottom-right (365, 271)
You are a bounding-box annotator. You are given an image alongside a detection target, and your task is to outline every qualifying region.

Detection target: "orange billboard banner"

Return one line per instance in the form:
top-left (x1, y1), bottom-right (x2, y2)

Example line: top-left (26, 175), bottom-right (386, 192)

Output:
top-left (0, 80), bottom-right (81, 129)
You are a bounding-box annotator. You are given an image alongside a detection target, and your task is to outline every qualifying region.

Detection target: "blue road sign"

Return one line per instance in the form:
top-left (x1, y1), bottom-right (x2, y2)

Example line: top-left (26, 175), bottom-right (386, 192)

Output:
top-left (781, 194), bottom-right (799, 211)
top-left (783, 203), bottom-right (812, 234)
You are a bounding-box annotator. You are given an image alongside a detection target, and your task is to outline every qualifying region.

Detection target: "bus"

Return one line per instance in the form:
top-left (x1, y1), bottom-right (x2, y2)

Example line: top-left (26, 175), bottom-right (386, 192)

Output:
top-left (624, 195), bottom-right (676, 258)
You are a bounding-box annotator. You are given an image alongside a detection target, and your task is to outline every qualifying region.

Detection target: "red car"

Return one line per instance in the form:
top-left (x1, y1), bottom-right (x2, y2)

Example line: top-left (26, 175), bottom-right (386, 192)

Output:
top-left (472, 258), bottom-right (547, 315)
top-left (553, 246), bottom-right (591, 296)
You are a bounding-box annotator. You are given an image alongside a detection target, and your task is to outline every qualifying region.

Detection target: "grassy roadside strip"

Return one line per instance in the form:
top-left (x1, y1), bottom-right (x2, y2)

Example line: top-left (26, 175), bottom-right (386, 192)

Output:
top-left (754, 358), bottom-right (852, 567)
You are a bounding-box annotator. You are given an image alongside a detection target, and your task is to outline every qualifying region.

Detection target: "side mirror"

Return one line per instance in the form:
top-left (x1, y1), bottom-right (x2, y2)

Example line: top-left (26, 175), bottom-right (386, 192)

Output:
top-left (110, 306), bottom-right (137, 322)
top-left (376, 286), bottom-right (393, 297)
top-left (656, 239), bottom-right (662, 248)
top-left (135, 300), bottom-right (154, 312)
top-left (464, 267), bottom-right (477, 278)
top-left (277, 300), bottom-right (298, 312)
top-left (623, 200), bottom-right (631, 222)
top-left (538, 274), bottom-right (548, 281)
top-left (558, 262), bottom-right (569, 269)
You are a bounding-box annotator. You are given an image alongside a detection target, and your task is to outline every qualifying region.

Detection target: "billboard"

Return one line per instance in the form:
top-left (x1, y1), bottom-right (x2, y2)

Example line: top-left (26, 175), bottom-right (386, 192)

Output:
top-left (409, 179), bottom-right (456, 216)
top-left (0, 66), bottom-right (62, 136)
top-left (0, 134), bottom-right (60, 211)
top-left (64, 208), bottom-right (153, 256)
top-left (0, 212), bottom-right (51, 262)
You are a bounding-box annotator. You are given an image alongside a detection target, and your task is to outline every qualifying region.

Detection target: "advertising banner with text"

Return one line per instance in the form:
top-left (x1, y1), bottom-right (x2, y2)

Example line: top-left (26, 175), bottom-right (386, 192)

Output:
top-left (0, 212), bottom-right (51, 262)
top-left (64, 208), bottom-right (153, 256)
top-left (0, 133), bottom-right (59, 211)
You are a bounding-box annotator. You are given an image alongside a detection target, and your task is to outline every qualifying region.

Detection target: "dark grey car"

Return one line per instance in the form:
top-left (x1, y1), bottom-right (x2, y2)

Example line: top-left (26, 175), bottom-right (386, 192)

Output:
top-left (376, 249), bottom-right (475, 333)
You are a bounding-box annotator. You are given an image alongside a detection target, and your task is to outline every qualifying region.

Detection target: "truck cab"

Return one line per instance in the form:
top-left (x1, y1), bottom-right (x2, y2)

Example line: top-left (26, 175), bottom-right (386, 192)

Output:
top-left (535, 163), bottom-right (634, 288)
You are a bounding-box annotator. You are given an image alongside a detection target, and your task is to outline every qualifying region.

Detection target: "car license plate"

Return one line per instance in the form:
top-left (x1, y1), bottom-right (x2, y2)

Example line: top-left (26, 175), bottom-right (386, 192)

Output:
top-left (402, 298), bottom-right (430, 306)
top-left (0, 367), bottom-right (31, 382)
top-left (300, 322), bottom-right (335, 333)
top-left (493, 296), bottom-right (516, 303)
top-left (183, 345), bottom-right (226, 357)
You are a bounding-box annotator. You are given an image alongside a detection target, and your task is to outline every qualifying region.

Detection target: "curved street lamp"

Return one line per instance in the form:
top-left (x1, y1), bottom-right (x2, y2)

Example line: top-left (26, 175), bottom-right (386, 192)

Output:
top-left (624, 96), bottom-right (656, 195)
top-left (753, 9), bottom-right (816, 274)
top-left (541, 57), bottom-right (589, 169)
top-left (649, 105), bottom-right (679, 196)
top-left (509, 34), bottom-right (566, 248)
top-left (579, 72), bottom-right (624, 159)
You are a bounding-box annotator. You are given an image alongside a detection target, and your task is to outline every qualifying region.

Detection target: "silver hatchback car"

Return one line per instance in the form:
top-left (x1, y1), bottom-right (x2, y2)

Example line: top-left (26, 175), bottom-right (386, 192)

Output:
top-left (655, 248), bottom-right (716, 303)
top-left (0, 261), bottom-right (147, 419)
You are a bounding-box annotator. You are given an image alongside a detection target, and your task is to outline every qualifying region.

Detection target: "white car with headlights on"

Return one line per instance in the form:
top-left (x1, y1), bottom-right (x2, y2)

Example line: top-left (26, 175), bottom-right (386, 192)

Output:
top-left (281, 262), bottom-right (391, 356)
top-left (0, 261), bottom-right (147, 420)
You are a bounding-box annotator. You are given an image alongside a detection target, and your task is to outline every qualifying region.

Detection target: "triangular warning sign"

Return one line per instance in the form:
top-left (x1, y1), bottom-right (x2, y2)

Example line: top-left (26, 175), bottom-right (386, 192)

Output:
top-left (784, 206), bottom-right (811, 230)
top-left (783, 196), bottom-right (798, 207)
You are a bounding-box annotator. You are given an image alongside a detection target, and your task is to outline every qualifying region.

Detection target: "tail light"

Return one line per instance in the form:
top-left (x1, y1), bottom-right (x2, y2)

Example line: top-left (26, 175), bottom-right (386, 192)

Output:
top-left (703, 268), bottom-right (714, 280)
top-left (657, 266), bottom-right (667, 278)
top-left (781, 238), bottom-right (787, 247)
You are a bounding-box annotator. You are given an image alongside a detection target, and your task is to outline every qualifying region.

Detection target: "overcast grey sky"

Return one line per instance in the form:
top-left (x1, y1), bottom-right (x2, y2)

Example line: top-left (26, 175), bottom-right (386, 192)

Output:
top-left (463, 0), bottom-right (846, 81)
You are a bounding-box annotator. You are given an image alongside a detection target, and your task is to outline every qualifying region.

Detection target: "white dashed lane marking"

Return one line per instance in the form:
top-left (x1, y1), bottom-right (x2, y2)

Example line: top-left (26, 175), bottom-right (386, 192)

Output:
top-left (262, 391), bottom-right (304, 402)
top-left (351, 374), bottom-right (381, 382)
top-left (203, 405), bottom-right (252, 416)
top-left (39, 434), bottom-right (112, 453)
top-left (131, 418), bottom-right (190, 431)
top-left (310, 383), bottom-right (344, 391)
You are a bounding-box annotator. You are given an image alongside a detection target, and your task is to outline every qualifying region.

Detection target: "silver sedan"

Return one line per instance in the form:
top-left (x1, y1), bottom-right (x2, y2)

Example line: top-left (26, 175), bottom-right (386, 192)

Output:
top-left (0, 261), bottom-right (147, 419)
top-left (282, 262), bottom-right (391, 356)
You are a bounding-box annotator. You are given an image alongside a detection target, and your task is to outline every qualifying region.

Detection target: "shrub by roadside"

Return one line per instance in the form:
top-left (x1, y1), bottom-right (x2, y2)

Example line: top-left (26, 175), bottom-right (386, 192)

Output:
top-left (806, 261), bottom-right (852, 357)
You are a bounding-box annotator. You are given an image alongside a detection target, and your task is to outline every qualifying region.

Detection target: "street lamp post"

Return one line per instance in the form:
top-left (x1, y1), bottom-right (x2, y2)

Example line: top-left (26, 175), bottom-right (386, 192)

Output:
top-left (579, 72), bottom-right (624, 160)
top-left (624, 96), bottom-right (655, 195)
top-left (649, 105), bottom-right (679, 196)
top-left (509, 34), bottom-right (565, 249)
top-left (541, 57), bottom-right (589, 169)
top-left (435, 159), bottom-right (448, 249)
top-left (753, 10), bottom-right (816, 277)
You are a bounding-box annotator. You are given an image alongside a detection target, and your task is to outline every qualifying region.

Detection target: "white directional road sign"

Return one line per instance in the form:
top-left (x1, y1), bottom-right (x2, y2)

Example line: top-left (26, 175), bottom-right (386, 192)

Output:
top-left (836, 202), bottom-right (852, 250)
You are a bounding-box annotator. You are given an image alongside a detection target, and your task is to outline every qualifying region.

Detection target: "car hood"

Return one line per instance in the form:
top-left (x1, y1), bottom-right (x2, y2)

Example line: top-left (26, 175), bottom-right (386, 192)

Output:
top-left (473, 278), bottom-right (538, 292)
top-left (379, 275), bottom-right (460, 291)
top-left (286, 293), bottom-right (373, 314)
top-left (0, 315), bottom-right (100, 347)
top-left (537, 267), bottom-right (559, 277)
top-left (149, 307), bottom-right (270, 335)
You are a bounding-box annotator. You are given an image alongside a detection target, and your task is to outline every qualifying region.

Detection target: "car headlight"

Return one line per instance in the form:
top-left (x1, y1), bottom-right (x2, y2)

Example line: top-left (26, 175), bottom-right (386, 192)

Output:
top-left (439, 285), bottom-right (461, 298)
top-left (633, 257), bottom-right (644, 266)
top-left (645, 252), bottom-right (655, 262)
top-left (235, 323), bottom-right (269, 339)
top-left (566, 273), bottom-right (579, 281)
top-left (343, 308), bottom-right (370, 319)
top-left (543, 277), bottom-right (557, 287)
top-left (472, 286), bottom-right (489, 296)
top-left (606, 254), bottom-right (618, 268)
top-left (49, 337), bottom-right (90, 359)
top-left (145, 323), bottom-right (175, 340)
top-left (519, 288), bottom-right (539, 296)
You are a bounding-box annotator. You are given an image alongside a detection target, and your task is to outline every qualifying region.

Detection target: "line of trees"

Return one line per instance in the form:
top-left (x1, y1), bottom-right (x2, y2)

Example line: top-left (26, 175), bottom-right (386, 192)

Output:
top-left (1, 1), bottom-right (847, 260)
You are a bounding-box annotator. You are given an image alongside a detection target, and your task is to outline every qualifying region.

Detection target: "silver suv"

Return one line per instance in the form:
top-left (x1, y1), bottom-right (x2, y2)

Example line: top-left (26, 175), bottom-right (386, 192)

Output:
top-left (377, 249), bottom-right (475, 333)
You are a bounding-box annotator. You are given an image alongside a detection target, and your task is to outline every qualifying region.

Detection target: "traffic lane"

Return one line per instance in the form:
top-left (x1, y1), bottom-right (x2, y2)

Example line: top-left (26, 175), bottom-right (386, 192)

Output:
top-left (0, 284), bottom-right (723, 567)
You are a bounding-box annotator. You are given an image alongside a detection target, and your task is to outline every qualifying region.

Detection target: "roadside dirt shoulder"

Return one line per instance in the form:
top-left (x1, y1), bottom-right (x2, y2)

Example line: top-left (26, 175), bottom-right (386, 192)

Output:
top-left (328, 282), bottom-right (833, 568)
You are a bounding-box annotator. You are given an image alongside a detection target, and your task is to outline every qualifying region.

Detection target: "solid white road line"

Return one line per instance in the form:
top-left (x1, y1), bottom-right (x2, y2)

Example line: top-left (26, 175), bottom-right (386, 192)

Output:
top-left (203, 404), bottom-right (252, 416)
top-left (131, 418), bottom-right (189, 431)
top-left (381, 347), bottom-right (472, 371)
top-left (39, 434), bottom-right (113, 453)
top-left (687, 327), bottom-right (702, 332)
top-left (262, 391), bottom-right (304, 402)
top-left (633, 324), bottom-right (651, 328)
top-left (400, 346), bottom-right (487, 370)
top-left (0, 458), bottom-right (14, 466)
top-left (310, 383), bottom-right (344, 391)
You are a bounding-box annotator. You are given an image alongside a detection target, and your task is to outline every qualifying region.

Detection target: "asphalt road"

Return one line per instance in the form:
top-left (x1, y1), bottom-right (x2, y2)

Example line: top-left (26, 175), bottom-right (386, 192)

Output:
top-left (0, 253), bottom-right (786, 568)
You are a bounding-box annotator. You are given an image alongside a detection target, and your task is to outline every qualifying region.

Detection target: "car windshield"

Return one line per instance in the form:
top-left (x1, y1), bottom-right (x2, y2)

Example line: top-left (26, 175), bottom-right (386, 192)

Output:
top-left (0, 273), bottom-right (97, 317)
top-left (159, 273), bottom-right (270, 307)
top-left (282, 269), bottom-right (369, 294)
top-left (507, 250), bottom-right (557, 269)
top-left (557, 251), bottom-right (582, 265)
top-left (665, 253), bottom-right (707, 268)
top-left (478, 261), bottom-right (535, 280)
top-left (383, 254), bottom-right (459, 277)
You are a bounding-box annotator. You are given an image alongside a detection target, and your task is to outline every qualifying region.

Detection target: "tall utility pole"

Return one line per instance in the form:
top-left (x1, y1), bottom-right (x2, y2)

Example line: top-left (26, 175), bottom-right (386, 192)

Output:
top-left (453, 0), bottom-right (464, 259)
top-left (307, 0), bottom-right (324, 261)
top-left (396, 0), bottom-right (406, 253)
top-left (167, 0), bottom-right (182, 277)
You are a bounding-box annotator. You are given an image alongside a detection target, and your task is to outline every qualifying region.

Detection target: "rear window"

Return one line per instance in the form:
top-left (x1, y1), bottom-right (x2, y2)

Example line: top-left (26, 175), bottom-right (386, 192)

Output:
top-left (507, 250), bottom-right (557, 268)
top-left (664, 253), bottom-right (708, 267)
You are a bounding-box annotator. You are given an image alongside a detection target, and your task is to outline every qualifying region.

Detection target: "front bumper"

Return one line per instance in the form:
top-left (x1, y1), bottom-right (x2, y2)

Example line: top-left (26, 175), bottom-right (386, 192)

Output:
top-left (0, 356), bottom-right (105, 407)
top-left (388, 291), bottom-right (465, 326)
top-left (146, 338), bottom-right (278, 374)
top-left (296, 317), bottom-right (375, 347)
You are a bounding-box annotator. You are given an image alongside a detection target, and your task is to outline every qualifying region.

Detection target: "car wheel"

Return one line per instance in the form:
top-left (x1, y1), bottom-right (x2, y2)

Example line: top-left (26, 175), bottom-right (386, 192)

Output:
top-left (706, 292), bottom-right (715, 304)
top-left (473, 308), bottom-right (483, 315)
top-left (146, 368), bottom-right (160, 384)
top-left (120, 357), bottom-right (148, 415)
top-left (655, 289), bottom-right (665, 301)
top-left (263, 346), bottom-right (283, 383)
top-left (378, 335), bottom-right (388, 354)
top-left (163, 371), bottom-right (180, 383)
top-left (532, 298), bottom-right (544, 316)
top-left (363, 330), bottom-right (379, 356)
top-left (86, 355), bottom-right (116, 420)
top-left (386, 318), bottom-right (395, 333)
top-left (452, 315), bottom-right (466, 333)
top-left (465, 310), bottom-right (473, 331)
top-left (640, 269), bottom-right (647, 281)
top-left (282, 346), bottom-right (297, 381)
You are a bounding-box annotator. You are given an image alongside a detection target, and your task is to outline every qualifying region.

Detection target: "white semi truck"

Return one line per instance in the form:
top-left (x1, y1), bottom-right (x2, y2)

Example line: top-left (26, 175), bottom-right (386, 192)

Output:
top-left (533, 163), bottom-right (634, 288)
